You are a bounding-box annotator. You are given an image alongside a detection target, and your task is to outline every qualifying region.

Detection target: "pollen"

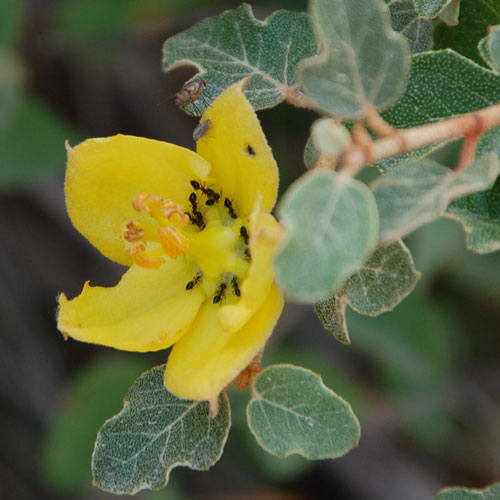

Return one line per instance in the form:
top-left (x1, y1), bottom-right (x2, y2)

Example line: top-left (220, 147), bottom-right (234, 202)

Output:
top-left (126, 241), bottom-right (164, 268)
top-left (158, 226), bottom-right (189, 259)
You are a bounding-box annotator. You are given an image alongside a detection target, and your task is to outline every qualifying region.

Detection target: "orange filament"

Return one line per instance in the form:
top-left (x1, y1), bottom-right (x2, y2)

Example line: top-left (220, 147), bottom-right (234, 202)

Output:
top-left (158, 226), bottom-right (189, 259)
top-left (126, 241), bottom-right (164, 268)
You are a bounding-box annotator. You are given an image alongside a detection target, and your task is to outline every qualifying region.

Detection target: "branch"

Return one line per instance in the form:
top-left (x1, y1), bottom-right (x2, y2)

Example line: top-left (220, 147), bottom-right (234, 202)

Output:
top-left (338, 102), bottom-right (499, 173)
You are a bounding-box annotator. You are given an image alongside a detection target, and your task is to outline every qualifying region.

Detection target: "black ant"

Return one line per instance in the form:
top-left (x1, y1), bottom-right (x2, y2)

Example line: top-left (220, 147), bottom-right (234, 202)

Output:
top-left (190, 180), bottom-right (220, 204)
top-left (185, 191), bottom-right (205, 229)
top-left (244, 248), bottom-right (252, 262)
top-left (186, 271), bottom-right (203, 290)
top-left (213, 283), bottom-right (227, 304)
top-left (224, 197), bottom-right (237, 219)
top-left (232, 276), bottom-right (241, 297)
top-left (240, 226), bottom-right (249, 245)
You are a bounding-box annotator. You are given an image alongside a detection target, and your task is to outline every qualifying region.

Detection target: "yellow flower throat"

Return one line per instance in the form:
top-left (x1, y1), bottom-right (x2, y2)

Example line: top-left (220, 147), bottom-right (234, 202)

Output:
top-left (121, 180), bottom-right (251, 304)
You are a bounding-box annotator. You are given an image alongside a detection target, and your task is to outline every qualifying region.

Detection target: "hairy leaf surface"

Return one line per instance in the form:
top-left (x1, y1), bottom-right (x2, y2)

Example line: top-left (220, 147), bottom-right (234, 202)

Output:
top-left (434, 483), bottom-right (500, 500)
top-left (275, 169), bottom-right (379, 302)
top-left (162, 4), bottom-right (317, 113)
top-left (315, 240), bottom-right (420, 344)
top-left (373, 155), bottom-right (499, 243)
top-left (389, 0), bottom-right (433, 53)
top-left (247, 364), bottom-right (360, 459)
top-left (299, 0), bottom-right (410, 118)
top-left (92, 366), bottom-right (230, 494)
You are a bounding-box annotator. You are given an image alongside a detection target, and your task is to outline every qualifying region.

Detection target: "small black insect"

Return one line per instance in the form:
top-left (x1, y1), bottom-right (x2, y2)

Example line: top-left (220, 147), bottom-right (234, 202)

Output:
top-left (213, 283), bottom-right (227, 304)
top-left (244, 248), bottom-right (252, 262)
top-left (240, 225), bottom-right (249, 245)
top-left (224, 197), bottom-right (237, 219)
top-left (189, 192), bottom-right (197, 207)
top-left (190, 180), bottom-right (220, 204)
top-left (186, 271), bottom-right (203, 290)
top-left (232, 276), bottom-right (241, 297)
top-left (246, 144), bottom-right (256, 156)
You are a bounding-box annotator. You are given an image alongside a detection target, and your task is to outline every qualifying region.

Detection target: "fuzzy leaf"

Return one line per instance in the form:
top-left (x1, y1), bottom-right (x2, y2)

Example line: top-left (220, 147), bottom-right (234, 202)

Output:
top-left (413, 0), bottom-right (450, 18)
top-left (315, 240), bottom-right (420, 344)
top-left (376, 49), bottom-right (500, 250)
top-left (434, 0), bottom-right (500, 66)
top-left (162, 4), bottom-right (317, 114)
top-left (275, 169), bottom-right (379, 302)
top-left (373, 155), bottom-right (499, 244)
top-left (92, 365), bottom-right (230, 494)
top-left (247, 364), bottom-right (360, 459)
top-left (434, 483), bottom-right (500, 500)
top-left (478, 25), bottom-right (500, 74)
top-left (389, 0), bottom-right (433, 54)
top-left (446, 176), bottom-right (500, 253)
top-left (299, 0), bottom-right (410, 119)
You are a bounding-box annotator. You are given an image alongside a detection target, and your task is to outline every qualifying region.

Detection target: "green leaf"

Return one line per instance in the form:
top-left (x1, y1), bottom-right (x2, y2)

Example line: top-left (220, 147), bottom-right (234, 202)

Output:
top-left (438, 0), bottom-right (460, 26)
top-left (0, 95), bottom-right (79, 186)
top-left (382, 50), bottom-right (500, 131)
top-left (303, 135), bottom-right (320, 168)
top-left (446, 176), bottom-right (500, 253)
top-left (0, 49), bottom-right (25, 130)
top-left (275, 169), bottom-right (379, 302)
top-left (434, 0), bottom-right (500, 66)
top-left (413, 0), bottom-right (450, 18)
top-left (162, 4), bottom-right (317, 113)
top-left (348, 293), bottom-right (457, 393)
top-left (373, 155), bottom-right (499, 244)
top-left (478, 25), bottom-right (500, 73)
top-left (434, 483), bottom-right (500, 500)
top-left (389, 0), bottom-right (433, 54)
top-left (41, 356), bottom-right (149, 494)
top-left (0, 0), bottom-right (24, 47)
top-left (247, 364), bottom-right (360, 459)
top-left (315, 240), bottom-right (420, 344)
top-left (92, 365), bottom-right (230, 494)
top-left (299, 0), bottom-right (410, 119)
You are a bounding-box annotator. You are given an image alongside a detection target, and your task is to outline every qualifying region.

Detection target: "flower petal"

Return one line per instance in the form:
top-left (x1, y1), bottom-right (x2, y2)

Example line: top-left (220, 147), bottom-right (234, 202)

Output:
top-left (65, 134), bottom-right (211, 265)
top-left (57, 258), bottom-right (205, 352)
top-left (196, 78), bottom-right (279, 215)
top-left (218, 200), bottom-right (284, 333)
top-left (164, 284), bottom-right (284, 403)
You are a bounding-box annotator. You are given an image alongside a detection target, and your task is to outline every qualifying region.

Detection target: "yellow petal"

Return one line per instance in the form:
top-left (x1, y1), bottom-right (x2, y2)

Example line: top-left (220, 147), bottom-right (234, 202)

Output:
top-left (57, 258), bottom-right (205, 352)
top-left (196, 78), bottom-right (279, 215)
top-left (164, 284), bottom-right (284, 403)
top-left (65, 135), bottom-right (211, 265)
top-left (218, 200), bottom-right (284, 332)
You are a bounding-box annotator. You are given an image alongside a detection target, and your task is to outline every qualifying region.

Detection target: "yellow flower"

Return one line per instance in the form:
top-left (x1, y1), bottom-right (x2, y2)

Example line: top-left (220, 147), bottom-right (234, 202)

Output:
top-left (57, 78), bottom-right (284, 408)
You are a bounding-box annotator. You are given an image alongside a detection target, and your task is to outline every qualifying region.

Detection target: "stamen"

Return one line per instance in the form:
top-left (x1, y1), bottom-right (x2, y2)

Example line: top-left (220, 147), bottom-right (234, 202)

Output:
top-left (158, 226), bottom-right (189, 259)
top-left (123, 221), bottom-right (145, 242)
top-left (126, 241), bottom-right (164, 268)
top-left (132, 193), bottom-right (189, 226)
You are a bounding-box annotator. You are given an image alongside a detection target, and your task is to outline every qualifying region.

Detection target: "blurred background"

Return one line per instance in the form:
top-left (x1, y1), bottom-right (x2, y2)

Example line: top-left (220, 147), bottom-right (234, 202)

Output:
top-left (1, 0), bottom-right (499, 499)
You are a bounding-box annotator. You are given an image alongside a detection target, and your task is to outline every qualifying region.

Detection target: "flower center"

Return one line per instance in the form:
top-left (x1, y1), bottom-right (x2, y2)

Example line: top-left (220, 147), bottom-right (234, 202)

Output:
top-left (121, 181), bottom-right (251, 303)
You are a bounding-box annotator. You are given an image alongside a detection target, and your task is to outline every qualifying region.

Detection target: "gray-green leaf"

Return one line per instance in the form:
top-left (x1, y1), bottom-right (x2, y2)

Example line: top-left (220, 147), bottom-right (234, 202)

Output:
top-left (434, 0), bottom-right (500, 66)
top-left (299, 0), bottom-right (410, 119)
top-left (92, 365), bottom-right (230, 494)
top-left (478, 25), bottom-right (500, 74)
top-left (434, 483), bottom-right (500, 500)
top-left (446, 176), bottom-right (500, 253)
top-left (413, 0), bottom-right (450, 18)
top-left (247, 364), bottom-right (360, 459)
top-left (373, 155), bottom-right (499, 244)
top-left (389, 0), bottom-right (433, 54)
top-left (162, 4), bottom-right (317, 114)
top-left (275, 169), bottom-right (379, 302)
top-left (316, 240), bottom-right (420, 344)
